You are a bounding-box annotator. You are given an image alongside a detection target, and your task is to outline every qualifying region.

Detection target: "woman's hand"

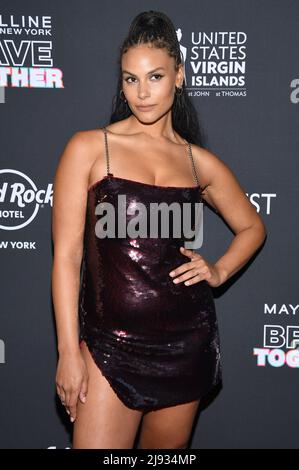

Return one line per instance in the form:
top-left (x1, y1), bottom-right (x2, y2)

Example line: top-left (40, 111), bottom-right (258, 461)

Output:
top-left (55, 347), bottom-right (89, 423)
top-left (168, 246), bottom-right (226, 288)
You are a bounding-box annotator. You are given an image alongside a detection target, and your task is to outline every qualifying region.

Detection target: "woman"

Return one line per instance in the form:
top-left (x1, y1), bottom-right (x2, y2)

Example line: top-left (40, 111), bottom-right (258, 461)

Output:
top-left (51, 10), bottom-right (267, 449)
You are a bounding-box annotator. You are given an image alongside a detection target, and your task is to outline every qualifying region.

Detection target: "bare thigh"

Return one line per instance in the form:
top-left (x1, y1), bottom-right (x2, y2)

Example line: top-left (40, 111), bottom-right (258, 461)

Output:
top-left (138, 399), bottom-right (201, 449)
top-left (72, 340), bottom-right (143, 449)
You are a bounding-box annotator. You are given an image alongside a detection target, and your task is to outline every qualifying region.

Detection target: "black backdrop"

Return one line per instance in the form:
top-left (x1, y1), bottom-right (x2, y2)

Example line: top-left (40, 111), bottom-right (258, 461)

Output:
top-left (0, 0), bottom-right (298, 449)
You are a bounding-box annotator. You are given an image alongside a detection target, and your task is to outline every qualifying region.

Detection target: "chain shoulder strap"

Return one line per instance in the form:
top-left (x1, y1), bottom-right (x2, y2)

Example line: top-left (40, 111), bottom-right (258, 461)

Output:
top-left (187, 142), bottom-right (199, 186)
top-left (102, 126), bottom-right (112, 176)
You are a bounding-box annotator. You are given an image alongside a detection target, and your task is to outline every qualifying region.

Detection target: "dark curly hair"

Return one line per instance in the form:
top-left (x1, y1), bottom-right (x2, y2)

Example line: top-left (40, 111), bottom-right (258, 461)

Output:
top-left (109, 10), bottom-right (207, 147)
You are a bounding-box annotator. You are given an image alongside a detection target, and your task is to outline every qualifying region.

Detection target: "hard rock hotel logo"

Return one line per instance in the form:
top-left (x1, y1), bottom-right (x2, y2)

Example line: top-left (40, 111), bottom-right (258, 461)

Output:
top-left (0, 14), bottom-right (64, 102)
top-left (176, 29), bottom-right (247, 98)
top-left (0, 169), bottom-right (53, 230)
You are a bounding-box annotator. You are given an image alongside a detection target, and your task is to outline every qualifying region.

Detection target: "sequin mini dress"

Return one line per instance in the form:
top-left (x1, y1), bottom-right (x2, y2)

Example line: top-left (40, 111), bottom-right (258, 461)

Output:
top-left (78, 126), bottom-right (222, 413)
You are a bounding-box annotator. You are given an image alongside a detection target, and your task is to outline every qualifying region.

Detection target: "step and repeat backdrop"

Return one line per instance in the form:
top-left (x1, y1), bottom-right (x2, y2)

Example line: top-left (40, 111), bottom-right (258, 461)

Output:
top-left (0, 0), bottom-right (298, 449)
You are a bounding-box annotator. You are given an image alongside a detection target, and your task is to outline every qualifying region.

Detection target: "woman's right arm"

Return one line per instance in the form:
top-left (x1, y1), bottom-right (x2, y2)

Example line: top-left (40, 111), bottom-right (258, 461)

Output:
top-left (51, 131), bottom-right (96, 422)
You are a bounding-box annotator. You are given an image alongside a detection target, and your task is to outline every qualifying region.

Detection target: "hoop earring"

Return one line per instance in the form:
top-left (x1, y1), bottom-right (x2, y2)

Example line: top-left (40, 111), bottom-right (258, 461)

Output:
top-left (175, 86), bottom-right (183, 96)
top-left (119, 89), bottom-right (127, 103)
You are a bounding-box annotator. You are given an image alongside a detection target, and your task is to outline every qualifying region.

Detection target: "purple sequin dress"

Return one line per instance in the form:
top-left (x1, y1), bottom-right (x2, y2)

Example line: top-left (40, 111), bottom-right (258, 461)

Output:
top-left (79, 126), bottom-right (222, 413)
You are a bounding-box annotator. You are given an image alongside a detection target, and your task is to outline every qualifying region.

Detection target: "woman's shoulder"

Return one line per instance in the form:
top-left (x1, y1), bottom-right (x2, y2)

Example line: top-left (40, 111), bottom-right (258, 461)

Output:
top-left (191, 144), bottom-right (241, 197)
top-left (63, 128), bottom-right (106, 163)
top-left (191, 143), bottom-right (232, 183)
top-left (68, 127), bottom-right (105, 147)
top-left (56, 128), bottom-right (106, 186)
top-left (70, 124), bottom-right (129, 150)
top-left (191, 143), bottom-right (224, 165)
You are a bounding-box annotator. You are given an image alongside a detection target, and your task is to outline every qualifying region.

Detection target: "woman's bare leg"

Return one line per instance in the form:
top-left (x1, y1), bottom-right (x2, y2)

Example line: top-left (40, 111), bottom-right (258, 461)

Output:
top-left (72, 340), bottom-right (143, 449)
top-left (138, 399), bottom-right (200, 449)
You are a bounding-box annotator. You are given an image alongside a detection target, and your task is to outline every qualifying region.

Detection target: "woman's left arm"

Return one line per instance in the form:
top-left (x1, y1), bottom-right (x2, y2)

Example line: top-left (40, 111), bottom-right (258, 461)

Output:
top-left (169, 147), bottom-right (267, 288)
